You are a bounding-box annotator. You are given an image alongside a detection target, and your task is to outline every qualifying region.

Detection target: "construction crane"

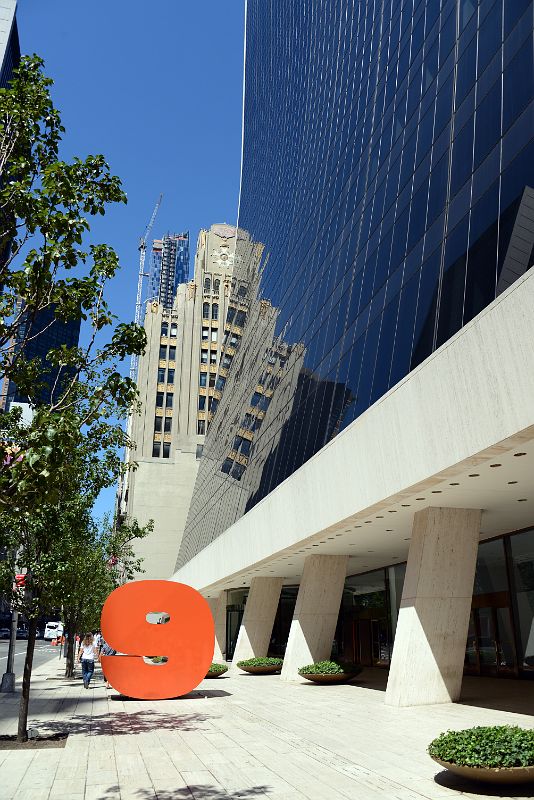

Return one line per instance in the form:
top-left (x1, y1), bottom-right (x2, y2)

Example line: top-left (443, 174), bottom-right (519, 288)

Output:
top-left (129, 194), bottom-right (163, 381)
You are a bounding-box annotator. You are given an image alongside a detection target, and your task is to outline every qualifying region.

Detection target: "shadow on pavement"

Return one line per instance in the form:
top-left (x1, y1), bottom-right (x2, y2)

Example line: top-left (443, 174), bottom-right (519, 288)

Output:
top-left (130, 786), bottom-right (270, 799)
top-left (434, 769), bottom-right (534, 797)
top-left (111, 689), bottom-right (231, 701)
top-left (33, 710), bottom-right (218, 737)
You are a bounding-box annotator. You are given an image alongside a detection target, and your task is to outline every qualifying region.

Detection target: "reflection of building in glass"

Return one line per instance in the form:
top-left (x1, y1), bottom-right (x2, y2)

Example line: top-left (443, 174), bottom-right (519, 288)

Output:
top-left (150, 232), bottom-right (190, 309)
top-left (121, 224), bottom-right (239, 579)
top-left (174, 2), bottom-right (534, 701)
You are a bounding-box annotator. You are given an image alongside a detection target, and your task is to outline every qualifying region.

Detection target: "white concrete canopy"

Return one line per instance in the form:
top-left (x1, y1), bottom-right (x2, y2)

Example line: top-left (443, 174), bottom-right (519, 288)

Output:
top-left (231, 576), bottom-right (283, 667)
top-left (173, 269), bottom-right (534, 595)
top-left (385, 507), bottom-right (481, 706)
top-left (281, 555), bottom-right (348, 681)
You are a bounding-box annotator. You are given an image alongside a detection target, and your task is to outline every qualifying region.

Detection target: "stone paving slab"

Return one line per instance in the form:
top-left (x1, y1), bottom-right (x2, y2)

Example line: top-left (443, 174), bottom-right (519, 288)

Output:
top-left (1, 656), bottom-right (534, 799)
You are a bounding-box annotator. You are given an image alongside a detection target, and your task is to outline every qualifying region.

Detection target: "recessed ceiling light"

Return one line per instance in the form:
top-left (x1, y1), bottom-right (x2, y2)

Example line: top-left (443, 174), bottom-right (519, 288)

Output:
top-left (518, 498), bottom-right (528, 502)
top-left (404, 537), bottom-right (411, 540)
top-left (388, 510), bottom-right (397, 513)
top-left (367, 550), bottom-right (375, 553)
top-left (365, 521), bottom-right (372, 524)
top-left (490, 463), bottom-right (502, 468)
top-left (508, 481), bottom-right (518, 485)
top-left (416, 497), bottom-right (426, 500)
top-left (401, 504), bottom-right (410, 507)
top-left (431, 490), bottom-right (442, 494)
top-left (345, 529), bottom-right (351, 532)
top-left (355, 524), bottom-right (362, 528)
top-left (376, 515), bottom-right (384, 518)
top-left (386, 529), bottom-right (393, 532)
top-left (312, 544), bottom-right (319, 546)
top-left (514, 452), bottom-right (527, 457)
top-left (449, 483), bottom-right (459, 486)
top-left (468, 474), bottom-right (480, 477)
top-left (328, 537), bottom-right (335, 540)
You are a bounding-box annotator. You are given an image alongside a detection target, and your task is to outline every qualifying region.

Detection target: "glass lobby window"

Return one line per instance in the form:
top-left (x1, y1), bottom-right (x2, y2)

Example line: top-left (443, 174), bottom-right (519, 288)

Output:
top-left (212, 303), bottom-right (219, 320)
top-left (155, 392), bottom-right (164, 408)
top-left (340, 570), bottom-right (390, 666)
top-left (161, 321), bottom-right (169, 337)
top-left (203, 302), bottom-right (210, 319)
top-left (154, 416), bottom-right (162, 433)
top-left (164, 417), bottom-right (172, 433)
top-left (159, 345), bottom-right (167, 360)
top-left (157, 367), bottom-right (166, 383)
top-left (167, 368), bottom-right (175, 384)
top-left (510, 529), bottom-right (534, 671)
top-left (473, 539), bottom-right (509, 595)
top-left (168, 345), bottom-right (176, 360)
top-left (162, 443), bottom-right (170, 459)
top-left (152, 442), bottom-right (160, 458)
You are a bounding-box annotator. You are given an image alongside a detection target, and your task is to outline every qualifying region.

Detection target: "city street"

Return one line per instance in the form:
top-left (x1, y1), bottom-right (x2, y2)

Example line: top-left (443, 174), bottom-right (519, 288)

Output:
top-left (0, 639), bottom-right (59, 675)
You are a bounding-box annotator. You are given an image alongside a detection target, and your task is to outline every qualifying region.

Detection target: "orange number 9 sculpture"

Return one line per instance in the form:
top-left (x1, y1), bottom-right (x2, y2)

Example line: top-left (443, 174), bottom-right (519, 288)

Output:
top-left (100, 580), bottom-right (215, 699)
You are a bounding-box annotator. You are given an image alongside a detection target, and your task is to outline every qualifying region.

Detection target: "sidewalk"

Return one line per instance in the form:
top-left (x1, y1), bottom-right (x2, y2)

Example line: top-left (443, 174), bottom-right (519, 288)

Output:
top-left (1, 655), bottom-right (533, 800)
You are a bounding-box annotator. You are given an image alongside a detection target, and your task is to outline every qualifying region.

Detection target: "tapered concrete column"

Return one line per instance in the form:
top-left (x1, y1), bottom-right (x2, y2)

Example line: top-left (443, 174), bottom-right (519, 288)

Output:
top-left (231, 577), bottom-right (283, 667)
top-left (207, 592), bottom-right (227, 662)
top-left (281, 554), bottom-right (348, 682)
top-left (386, 507), bottom-right (481, 707)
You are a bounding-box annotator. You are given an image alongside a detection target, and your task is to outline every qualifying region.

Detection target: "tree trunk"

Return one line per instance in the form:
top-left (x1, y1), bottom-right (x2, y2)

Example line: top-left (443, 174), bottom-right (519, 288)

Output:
top-left (17, 617), bottom-right (37, 742)
top-left (64, 620), bottom-right (76, 678)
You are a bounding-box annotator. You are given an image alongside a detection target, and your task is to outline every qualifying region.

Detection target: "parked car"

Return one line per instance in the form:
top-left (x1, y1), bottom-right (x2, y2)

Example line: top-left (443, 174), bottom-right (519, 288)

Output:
top-left (0, 627), bottom-right (11, 639)
top-left (16, 627), bottom-right (29, 639)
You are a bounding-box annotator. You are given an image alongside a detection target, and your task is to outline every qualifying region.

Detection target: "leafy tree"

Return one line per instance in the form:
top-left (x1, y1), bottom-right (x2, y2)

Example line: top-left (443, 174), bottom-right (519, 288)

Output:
top-left (0, 55), bottom-right (146, 510)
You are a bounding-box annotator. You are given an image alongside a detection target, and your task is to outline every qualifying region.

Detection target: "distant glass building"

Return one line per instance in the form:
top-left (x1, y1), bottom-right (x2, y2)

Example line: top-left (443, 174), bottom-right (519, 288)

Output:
top-left (0, 0), bottom-right (19, 89)
top-left (150, 233), bottom-right (190, 309)
top-left (174, 2), bottom-right (534, 696)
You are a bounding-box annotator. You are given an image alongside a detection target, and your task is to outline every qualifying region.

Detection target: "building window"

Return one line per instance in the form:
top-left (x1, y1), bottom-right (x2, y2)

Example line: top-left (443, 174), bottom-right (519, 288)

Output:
top-left (167, 368), bottom-right (175, 384)
top-left (198, 395), bottom-right (206, 410)
top-left (221, 457), bottom-right (233, 474)
top-left (169, 345), bottom-right (176, 360)
top-left (202, 327), bottom-right (209, 340)
top-left (162, 443), bottom-right (171, 459)
top-left (231, 462), bottom-right (245, 480)
top-left (235, 310), bottom-right (246, 327)
top-left (156, 392), bottom-right (164, 408)
top-left (159, 345), bottom-right (167, 360)
top-left (164, 417), bottom-right (172, 433)
top-left (199, 372), bottom-right (207, 387)
top-left (196, 443), bottom-right (204, 459)
top-left (154, 416), bottom-right (162, 433)
top-left (152, 442), bottom-right (161, 458)
top-left (211, 329), bottom-right (218, 343)
top-left (250, 391), bottom-right (261, 407)
top-left (170, 324), bottom-right (177, 338)
top-left (226, 307), bottom-right (236, 324)
top-left (237, 284), bottom-right (247, 298)
top-left (197, 420), bottom-right (206, 435)
top-left (241, 439), bottom-right (251, 456)
top-left (210, 351), bottom-right (217, 364)
top-left (161, 321), bottom-right (169, 336)
top-left (201, 349), bottom-right (208, 364)
top-left (157, 367), bottom-right (166, 383)
top-left (203, 302), bottom-right (210, 319)
top-left (209, 373), bottom-right (216, 388)
top-left (212, 303), bottom-right (219, 320)
top-left (204, 276), bottom-right (211, 291)
top-left (214, 278), bottom-right (220, 293)
top-left (165, 394), bottom-right (173, 408)
top-left (222, 354), bottom-right (232, 369)
top-left (216, 375), bottom-right (226, 391)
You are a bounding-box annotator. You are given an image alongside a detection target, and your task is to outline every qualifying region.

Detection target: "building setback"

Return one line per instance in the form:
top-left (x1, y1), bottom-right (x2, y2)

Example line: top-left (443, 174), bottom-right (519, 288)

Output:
top-left (121, 224), bottom-right (239, 579)
top-left (173, 1), bottom-right (534, 702)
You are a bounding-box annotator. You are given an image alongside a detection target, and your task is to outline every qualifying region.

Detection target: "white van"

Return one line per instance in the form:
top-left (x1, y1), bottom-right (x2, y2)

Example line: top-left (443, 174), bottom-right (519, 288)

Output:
top-left (44, 621), bottom-right (64, 640)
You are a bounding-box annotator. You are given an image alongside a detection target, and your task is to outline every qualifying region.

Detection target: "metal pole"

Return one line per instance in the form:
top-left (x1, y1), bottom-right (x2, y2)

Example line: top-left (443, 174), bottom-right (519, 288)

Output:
top-left (0, 609), bottom-right (19, 692)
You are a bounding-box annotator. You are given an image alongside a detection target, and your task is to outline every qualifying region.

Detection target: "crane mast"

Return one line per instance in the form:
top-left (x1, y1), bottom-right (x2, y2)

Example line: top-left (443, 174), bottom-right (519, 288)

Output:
top-left (129, 194), bottom-right (163, 381)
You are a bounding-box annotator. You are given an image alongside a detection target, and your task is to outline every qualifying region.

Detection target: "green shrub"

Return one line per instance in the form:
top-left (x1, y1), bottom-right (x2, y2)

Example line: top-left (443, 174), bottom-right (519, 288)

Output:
top-left (206, 662), bottom-right (228, 674)
top-left (428, 726), bottom-right (534, 768)
top-left (236, 657), bottom-right (283, 667)
top-left (298, 660), bottom-right (361, 675)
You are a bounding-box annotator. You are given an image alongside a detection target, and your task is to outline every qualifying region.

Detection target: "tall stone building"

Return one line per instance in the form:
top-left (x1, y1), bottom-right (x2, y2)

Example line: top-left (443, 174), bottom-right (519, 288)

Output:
top-left (121, 223), bottom-right (238, 579)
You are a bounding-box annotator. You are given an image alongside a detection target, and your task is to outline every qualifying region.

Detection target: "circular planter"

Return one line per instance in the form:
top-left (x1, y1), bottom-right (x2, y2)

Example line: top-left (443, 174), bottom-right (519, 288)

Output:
top-left (300, 672), bottom-right (358, 684)
top-left (431, 757), bottom-right (534, 785)
top-left (205, 669), bottom-right (228, 679)
top-left (238, 664), bottom-right (282, 674)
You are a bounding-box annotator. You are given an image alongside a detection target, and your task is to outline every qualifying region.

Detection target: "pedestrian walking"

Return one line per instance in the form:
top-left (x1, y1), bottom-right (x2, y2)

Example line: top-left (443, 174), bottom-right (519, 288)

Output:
top-left (78, 632), bottom-right (99, 689)
top-left (99, 637), bottom-right (117, 689)
top-left (93, 630), bottom-right (102, 650)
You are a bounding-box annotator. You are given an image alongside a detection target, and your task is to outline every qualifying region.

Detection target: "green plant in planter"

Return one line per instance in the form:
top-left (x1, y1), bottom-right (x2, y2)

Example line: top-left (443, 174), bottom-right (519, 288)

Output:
top-left (207, 662), bottom-right (228, 675)
top-left (236, 657), bottom-right (283, 668)
top-left (428, 726), bottom-right (534, 768)
top-left (298, 660), bottom-right (361, 675)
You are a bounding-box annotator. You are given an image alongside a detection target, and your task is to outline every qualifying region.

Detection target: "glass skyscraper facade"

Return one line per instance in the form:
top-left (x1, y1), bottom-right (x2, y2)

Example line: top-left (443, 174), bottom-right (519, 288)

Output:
top-left (178, 0), bottom-right (534, 568)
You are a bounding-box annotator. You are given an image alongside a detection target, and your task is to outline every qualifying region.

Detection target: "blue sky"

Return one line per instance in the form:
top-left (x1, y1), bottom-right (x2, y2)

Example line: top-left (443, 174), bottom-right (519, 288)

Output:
top-left (17, 0), bottom-right (245, 520)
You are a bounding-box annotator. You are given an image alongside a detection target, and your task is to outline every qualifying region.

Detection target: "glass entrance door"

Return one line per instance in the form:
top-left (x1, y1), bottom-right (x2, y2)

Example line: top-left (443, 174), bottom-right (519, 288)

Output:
top-left (465, 596), bottom-right (517, 676)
